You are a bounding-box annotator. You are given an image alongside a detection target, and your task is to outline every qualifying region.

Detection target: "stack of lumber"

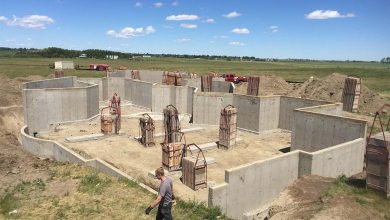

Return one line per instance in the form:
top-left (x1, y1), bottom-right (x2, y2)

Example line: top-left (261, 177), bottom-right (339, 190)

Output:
top-left (366, 131), bottom-right (390, 198)
top-left (201, 75), bottom-right (213, 92)
top-left (54, 70), bottom-right (64, 78)
top-left (131, 70), bottom-right (140, 80)
top-left (219, 105), bottom-right (237, 149)
top-left (247, 75), bottom-right (260, 96)
top-left (162, 71), bottom-right (182, 86)
top-left (161, 142), bottom-right (185, 171)
top-left (163, 105), bottom-right (181, 143)
top-left (341, 77), bottom-right (361, 112)
top-left (182, 144), bottom-right (207, 190)
top-left (139, 113), bottom-right (155, 147)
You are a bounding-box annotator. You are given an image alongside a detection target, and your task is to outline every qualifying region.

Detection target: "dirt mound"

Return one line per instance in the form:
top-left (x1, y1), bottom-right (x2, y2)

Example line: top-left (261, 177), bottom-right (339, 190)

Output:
top-left (0, 74), bottom-right (45, 107)
top-left (290, 73), bottom-right (387, 114)
top-left (235, 75), bottom-right (293, 96)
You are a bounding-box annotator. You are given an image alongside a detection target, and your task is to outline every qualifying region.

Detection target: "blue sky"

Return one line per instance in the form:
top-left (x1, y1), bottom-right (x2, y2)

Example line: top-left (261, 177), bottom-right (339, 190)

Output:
top-left (0, 0), bottom-right (389, 61)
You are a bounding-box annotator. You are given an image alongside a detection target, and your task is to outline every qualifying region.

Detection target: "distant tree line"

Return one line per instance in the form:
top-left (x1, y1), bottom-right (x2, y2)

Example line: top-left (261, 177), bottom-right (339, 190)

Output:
top-left (0, 47), bottom-right (385, 63)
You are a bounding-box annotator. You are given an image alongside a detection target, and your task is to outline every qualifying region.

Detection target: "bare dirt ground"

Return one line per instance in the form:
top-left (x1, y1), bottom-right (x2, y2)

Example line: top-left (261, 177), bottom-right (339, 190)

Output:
top-left (270, 175), bottom-right (388, 220)
top-left (235, 73), bottom-right (387, 114)
top-left (39, 105), bottom-right (291, 202)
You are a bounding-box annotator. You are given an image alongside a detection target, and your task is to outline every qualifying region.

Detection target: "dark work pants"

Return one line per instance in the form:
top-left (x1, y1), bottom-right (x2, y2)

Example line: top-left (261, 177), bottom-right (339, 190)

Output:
top-left (156, 204), bottom-right (172, 220)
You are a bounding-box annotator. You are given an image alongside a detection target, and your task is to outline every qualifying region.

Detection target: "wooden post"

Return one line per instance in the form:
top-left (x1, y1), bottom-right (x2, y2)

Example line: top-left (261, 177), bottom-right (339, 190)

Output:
top-left (247, 75), bottom-right (260, 96)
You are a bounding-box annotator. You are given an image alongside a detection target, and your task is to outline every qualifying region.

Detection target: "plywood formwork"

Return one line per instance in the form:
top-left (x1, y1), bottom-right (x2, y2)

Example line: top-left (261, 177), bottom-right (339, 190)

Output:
top-left (247, 76), bottom-right (260, 96)
top-left (219, 105), bottom-right (237, 149)
top-left (161, 142), bottom-right (185, 171)
top-left (366, 131), bottom-right (390, 198)
top-left (341, 77), bottom-right (361, 112)
top-left (131, 70), bottom-right (141, 80)
top-left (163, 105), bottom-right (181, 143)
top-left (182, 144), bottom-right (207, 190)
top-left (201, 75), bottom-right (213, 92)
top-left (139, 113), bottom-right (155, 147)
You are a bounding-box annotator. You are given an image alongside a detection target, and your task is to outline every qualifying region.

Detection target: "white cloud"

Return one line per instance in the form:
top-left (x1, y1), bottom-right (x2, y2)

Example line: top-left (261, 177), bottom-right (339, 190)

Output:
top-left (229, 41), bottom-right (245, 46)
top-left (154, 2), bottom-right (163, 8)
top-left (223, 11), bottom-right (241, 18)
top-left (106, 26), bottom-right (156, 38)
top-left (305, 10), bottom-right (355, 19)
top-left (172, 1), bottom-right (179, 6)
top-left (213, 35), bottom-right (228, 39)
top-left (180, 23), bottom-right (197, 29)
top-left (134, 2), bottom-right (142, 7)
top-left (205, 18), bottom-right (215, 23)
top-left (231, 28), bottom-right (250, 34)
top-left (166, 14), bottom-right (199, 21)
top-left (0, 15), bottom-right (54, 29)
top-left (269, 26), bottom-right (278, 33)
top-left (177, 38), bottom-right (190, 43)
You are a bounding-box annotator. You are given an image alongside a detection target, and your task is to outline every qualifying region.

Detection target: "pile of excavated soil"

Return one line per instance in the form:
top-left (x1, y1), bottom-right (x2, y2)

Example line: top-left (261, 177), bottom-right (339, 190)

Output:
top-left (0, 74), bottom-right (45, 107)
top-left (235, 75), bottom-right (293, 96)
top-left (290, 73), bottom-right (386, 114)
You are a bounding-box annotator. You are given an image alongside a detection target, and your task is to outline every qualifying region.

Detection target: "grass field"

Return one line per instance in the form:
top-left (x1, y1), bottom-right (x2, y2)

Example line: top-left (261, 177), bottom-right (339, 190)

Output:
top-left (0, 162), bottom-right (226, 219)
top-left (0, 57), bottom-right (389, 97)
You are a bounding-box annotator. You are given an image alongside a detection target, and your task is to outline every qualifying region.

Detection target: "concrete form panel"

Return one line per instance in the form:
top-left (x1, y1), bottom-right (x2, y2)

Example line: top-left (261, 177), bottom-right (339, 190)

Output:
top-left (291, 110), bottom-right (366, 152)
top-left (259, 96), bottom-right (280, 131)
top-left (139, 70), bottom-right (164, 84)
top-left (210, 152), bottom-right (300, 219)
top-left (233, 94), bottom-right (261, 132)
top-left (193, 93), bottom-right (233, 125)
top-left (278, 97), bottom-right (331, 131)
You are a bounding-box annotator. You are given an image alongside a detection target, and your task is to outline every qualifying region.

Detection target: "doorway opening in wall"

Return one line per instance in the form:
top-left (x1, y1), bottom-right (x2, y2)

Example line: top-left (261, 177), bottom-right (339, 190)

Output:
top-left (279, 147), bottom-right (291, 153)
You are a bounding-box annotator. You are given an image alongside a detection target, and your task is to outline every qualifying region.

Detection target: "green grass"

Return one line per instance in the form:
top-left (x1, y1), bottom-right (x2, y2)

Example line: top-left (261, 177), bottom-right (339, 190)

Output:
top-left (324, 175), bottom-right (390, 218)
top-left (0, 57), bottom-right (389, 94)
top-left (0, 163), bottom-right (228, 219)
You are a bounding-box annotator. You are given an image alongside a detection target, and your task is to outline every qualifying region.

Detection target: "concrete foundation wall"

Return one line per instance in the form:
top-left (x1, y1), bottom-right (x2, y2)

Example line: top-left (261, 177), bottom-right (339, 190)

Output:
top-left (258, 96), bottom-right (280, 131)
top-left (299, 138), bottom-right (365, 177)
top-left (22, 78), bottom-right (99, 134)
top-left (104, 77), bottom-right (126, 100)
top-left (79, 78), bottom-right (104, 101)
top-left (110, 70), bottom-right (131, 78)
top-left (210, 137), bottom-right (366, 219)
top-left (124, 79), bottom-right (153, 109)
top-left (209, 152), bottom-right (300, 219)
top-left (212, 80), bottom-right (234, 93)
top-left (139, 70), bottom-right (164, 84)
top-left (193, 93), bottom-right (233, 125)
top-left (233, 94), bottom-right (261, 132)
top-left (291, 109), bottom-right (366, 152)
top-left (23, 77), bottom-right (75, 89)
top-left (186, 78), bottom-right (201, 88)
top-left (20, 126), bottom-right (158, 194)
top-left (151, 85), bottom-right (194, 114)
top-left (278, 97), bottom-right (331, 131)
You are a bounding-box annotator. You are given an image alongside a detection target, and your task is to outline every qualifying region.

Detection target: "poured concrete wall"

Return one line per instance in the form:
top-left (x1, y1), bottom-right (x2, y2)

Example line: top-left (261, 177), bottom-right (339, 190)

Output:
top-left (291, 109), bottom-right (366, 152)
top-left (20, 126), bottom-right (158, 195)
top-left (299, 138), bottom-right (365, 177)
top-left (187, 78), bottom-right (201, 88)
top-left (79, 78), bottom-right (104, 101)
top-left (193, 93), bottom-right (233, 125)
top-left (124, 79), bottom-right (153, 109)
top-left (232, 95), bottom-right (280, 132)
top-left (22, 78), bottom-right (99, 134)
top-left (278, 97), bottom-right (331, 131)
top-left (152, 85), bottom-right (194, 114)
top-left (139, 70), bottom-right (164, 84)
top-left (104, 77), bottom-right (126, 100)
top-left (209, 152), bottom-right (300, 219)
top-left (210, 137), bottom-right (366, 219)
top-left (110, 70), bottom-right (131, 78)
top-left (23, 77), bottom-right (75, 89)
top-left (212, 80), bottom-right (234, 93)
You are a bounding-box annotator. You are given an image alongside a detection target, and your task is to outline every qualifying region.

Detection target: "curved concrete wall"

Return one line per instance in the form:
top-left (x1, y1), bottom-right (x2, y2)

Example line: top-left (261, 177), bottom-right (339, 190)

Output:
top-left (20, 126), bottom-right (158, 195)
top-left (22, 77), bottom-right (99, 134)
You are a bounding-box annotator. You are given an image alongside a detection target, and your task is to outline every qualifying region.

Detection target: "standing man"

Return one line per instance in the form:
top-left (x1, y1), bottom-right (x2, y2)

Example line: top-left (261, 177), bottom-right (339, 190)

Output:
top-left (145, 167), bottom-right (173, 220)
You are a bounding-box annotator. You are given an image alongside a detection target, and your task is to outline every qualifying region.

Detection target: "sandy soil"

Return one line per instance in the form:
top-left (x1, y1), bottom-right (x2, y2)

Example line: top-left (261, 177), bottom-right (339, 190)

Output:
top-left (39, 105), bottom-right (291, 202)
top-left (270, 176), bottom-right (386, 220)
